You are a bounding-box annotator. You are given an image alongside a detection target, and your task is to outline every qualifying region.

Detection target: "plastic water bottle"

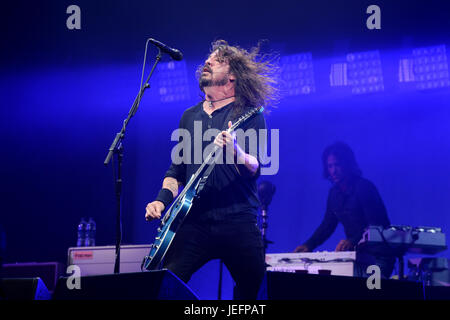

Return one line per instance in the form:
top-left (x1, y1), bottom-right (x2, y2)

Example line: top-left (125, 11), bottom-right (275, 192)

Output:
top-left (85, 218), bottom-right (96, 247)
top-left (76, 218), bottom-right (87, 247)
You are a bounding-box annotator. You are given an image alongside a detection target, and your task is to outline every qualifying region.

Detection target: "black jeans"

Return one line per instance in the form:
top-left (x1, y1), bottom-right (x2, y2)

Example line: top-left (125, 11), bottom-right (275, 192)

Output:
top-left (162, 218), bottom-right (266, 300)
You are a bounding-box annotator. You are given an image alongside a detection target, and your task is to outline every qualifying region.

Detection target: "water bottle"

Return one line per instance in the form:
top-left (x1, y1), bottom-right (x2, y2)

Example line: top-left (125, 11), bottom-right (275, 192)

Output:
top-left (85, 217), bottom-right (96, 247)
top-left (76, 218), bottom-right (87, 247)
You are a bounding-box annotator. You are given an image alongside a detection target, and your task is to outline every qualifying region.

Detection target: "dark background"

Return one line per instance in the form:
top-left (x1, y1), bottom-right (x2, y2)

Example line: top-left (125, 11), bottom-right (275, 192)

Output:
top-left (1, 0), bottom-right (449, 299)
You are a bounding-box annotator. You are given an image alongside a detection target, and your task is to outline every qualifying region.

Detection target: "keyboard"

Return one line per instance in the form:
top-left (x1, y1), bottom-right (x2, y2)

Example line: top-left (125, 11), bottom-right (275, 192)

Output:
top-left (266, 251), bottom-right (356, 277)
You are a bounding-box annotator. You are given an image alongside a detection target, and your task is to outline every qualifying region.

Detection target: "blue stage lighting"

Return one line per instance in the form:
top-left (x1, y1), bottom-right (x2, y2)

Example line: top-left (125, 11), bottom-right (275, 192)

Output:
top-left (280, 53), bottom-right (315, 96)
top-left (330, 63), bottom-right (348, 87)
top-left (346, 50), bottom-right (384, 94)
top-left (398, 58), bottom-right (415, 83)
top-left (330, 50), bottom-right (384, 94)
top-left (157, 61), bottom-right (191, 103)
top-left (411, 45), bottom-right (450, 90)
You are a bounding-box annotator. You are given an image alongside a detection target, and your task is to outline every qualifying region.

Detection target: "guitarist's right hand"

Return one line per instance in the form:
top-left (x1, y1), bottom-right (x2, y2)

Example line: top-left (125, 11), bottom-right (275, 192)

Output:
top-left (145, 201), bottom-right (165, 221)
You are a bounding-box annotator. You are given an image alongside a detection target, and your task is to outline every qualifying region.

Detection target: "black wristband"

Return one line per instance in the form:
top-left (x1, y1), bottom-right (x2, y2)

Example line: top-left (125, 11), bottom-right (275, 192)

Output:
top-left (155, 188), bottom-right (174, 208)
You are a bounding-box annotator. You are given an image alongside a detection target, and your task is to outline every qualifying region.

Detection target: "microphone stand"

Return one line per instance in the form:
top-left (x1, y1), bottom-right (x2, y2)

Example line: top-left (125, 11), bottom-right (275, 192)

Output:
top-left (226, 181), bottom-right (276, 299)
top-left (104, 46), bottom-right (163, 274)
top-left (260, 206), bottom-right (273, 257)
top-left (218, 259), bottom-right (223, 300)
top-left (257, 181), bottom-right (276, 257)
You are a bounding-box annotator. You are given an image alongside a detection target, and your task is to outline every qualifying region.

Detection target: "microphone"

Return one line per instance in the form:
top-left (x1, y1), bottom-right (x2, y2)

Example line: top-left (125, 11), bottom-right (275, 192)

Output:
top-left (148, 38), bottom-right (183, 61)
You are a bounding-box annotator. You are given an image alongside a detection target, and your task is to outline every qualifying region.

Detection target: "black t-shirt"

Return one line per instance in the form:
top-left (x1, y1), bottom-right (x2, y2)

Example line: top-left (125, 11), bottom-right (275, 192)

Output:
top-left (304, 176), bottom-right (391, 250)
top-left (164, 101), bottom-right (267, 222)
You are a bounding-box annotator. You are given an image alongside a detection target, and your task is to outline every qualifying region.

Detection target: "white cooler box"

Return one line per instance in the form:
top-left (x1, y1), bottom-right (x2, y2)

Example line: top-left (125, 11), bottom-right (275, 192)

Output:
top-left (67, 244), bottom-right (152, 276)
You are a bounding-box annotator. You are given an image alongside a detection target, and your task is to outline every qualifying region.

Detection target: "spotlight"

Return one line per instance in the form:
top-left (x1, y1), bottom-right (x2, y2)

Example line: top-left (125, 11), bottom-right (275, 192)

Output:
top-left (330, 50), bottom-right (384, 94)
top-left (346, 50), bottom-right (384, 94)
top-left (280, 53), bottom-right (316, 96)
top-left (411, 45), bottom-right (450, 90)
top-left (157, 61), bottom-right (191, 103)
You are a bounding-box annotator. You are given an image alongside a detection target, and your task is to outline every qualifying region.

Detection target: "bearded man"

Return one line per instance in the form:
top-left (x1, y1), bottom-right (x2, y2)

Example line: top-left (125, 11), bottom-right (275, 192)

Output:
top-left (145, 40), bottom-right (277, 299)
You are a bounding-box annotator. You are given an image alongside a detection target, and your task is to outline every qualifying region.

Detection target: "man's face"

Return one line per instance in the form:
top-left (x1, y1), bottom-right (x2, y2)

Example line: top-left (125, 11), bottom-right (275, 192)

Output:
top-left (199, 51), bottom-right (232, 88)
top-left (327, 154), bottom-right (344, 184)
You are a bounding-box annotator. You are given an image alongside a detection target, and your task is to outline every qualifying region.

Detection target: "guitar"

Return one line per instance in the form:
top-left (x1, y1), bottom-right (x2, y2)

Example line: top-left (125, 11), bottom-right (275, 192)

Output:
top-left (142, 106), bottom-right (263, 271)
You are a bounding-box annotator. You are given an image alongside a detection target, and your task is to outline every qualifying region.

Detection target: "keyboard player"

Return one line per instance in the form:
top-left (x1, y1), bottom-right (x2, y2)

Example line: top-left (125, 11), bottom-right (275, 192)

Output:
top-left (294, 142), bottom-right (395, 278)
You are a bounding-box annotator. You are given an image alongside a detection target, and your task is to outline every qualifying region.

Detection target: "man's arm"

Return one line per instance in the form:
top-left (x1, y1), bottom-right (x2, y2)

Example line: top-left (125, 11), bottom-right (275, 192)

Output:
top-left (163, 177), bottom-right (181, 198)
top-left (234, 144), bottom-right (259, 176)
top-left (145, 177), bottom-right (182, 221)
top-left (359, 180), bottom-right (390, 226)
top-left (346, 179), bottom-right (390, 246)
top-left (295, 190), bottom-right (339, 252)
top-left (302, 209), bottom-right (339, 251)
top-left (217, 114), bottom-right (265, 177)
top-left (145, 113), bottom-right (187, 221)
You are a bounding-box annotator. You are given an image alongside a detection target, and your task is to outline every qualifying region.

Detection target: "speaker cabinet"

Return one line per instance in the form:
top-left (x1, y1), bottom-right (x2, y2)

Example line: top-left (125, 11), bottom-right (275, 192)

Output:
top-left (52, 269), bottom-right (199, 300)
top-left (0, 277), bottom-right (51, 300)
top-left (2, 262), bottom-right (63, 293)
top-left (259, 271), bottom-right (425, 300)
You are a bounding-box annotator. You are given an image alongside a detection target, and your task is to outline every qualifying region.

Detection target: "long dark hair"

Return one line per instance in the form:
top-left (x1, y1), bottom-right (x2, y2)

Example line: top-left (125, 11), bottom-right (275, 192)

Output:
top-left (196, 39), bottom-right (279, 116)
top-left (322, 141), bottom-right (362, 180)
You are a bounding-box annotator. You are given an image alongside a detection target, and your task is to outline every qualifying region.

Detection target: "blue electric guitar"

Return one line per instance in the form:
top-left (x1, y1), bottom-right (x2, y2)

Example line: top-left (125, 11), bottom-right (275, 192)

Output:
top-left (142, 106), bottom-right (263, 271)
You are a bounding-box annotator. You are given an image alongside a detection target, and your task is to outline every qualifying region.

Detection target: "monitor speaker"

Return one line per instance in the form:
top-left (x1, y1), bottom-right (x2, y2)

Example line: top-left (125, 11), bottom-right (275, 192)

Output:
top-left (0, 277), bottom-right (51, 300)
top-left (52, 269), bottom-right (199, 300)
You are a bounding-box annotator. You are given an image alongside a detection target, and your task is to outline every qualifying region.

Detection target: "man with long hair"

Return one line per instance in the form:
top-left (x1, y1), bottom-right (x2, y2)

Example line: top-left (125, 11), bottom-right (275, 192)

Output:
top-left (145, 40), bottom-right (278, 299)
top-left (294, 141), bottom-right (395, 278)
